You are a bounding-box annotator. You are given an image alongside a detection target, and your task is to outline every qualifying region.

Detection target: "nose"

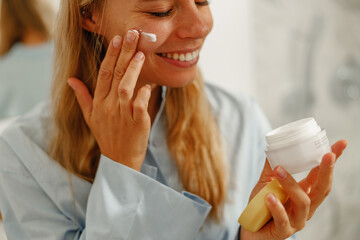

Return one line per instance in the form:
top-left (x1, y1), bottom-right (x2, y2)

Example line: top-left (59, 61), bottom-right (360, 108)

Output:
top-left (176, 3), bottom-right (212, 39)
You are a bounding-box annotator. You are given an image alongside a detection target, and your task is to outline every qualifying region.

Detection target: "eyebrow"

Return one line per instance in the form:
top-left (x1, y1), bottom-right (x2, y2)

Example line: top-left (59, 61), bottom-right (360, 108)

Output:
top-left (137, 0), bottom-right (169, 2)
top-left (136, 0), bottom-right (174, 4)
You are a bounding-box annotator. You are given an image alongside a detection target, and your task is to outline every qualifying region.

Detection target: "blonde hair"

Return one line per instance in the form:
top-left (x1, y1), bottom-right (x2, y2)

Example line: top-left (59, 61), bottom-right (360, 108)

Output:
top-left (0, 0), bottom-right (54, 56)
top-left (50, 0), bottom-right (228, 221)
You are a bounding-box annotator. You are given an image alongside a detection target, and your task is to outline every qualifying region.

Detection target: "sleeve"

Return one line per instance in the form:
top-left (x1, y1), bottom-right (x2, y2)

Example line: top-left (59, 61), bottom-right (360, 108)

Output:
top-left (0, 136), bottom-right (212, 239)
top-left (85, 155), bottom-right (212, 239)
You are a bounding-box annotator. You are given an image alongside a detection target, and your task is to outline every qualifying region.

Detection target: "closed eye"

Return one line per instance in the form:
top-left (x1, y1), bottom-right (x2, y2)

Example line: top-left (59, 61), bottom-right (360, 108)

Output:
top-left (147, 1), bottom-right (210, 18)
top-left (147, 9), bottom-right (173, 17)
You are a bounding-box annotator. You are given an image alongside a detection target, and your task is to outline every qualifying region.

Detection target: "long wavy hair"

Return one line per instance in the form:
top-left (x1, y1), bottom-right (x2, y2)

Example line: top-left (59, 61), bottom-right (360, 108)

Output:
top-left (50, 0), bottom-right (228, 221)
top-left (0, 0), bottom-right (54, 56)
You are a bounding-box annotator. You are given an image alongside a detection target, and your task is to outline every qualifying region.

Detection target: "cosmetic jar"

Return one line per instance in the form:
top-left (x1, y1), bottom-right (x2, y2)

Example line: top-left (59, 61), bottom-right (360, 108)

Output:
top-left (265, 118), bottom-right (331, 174)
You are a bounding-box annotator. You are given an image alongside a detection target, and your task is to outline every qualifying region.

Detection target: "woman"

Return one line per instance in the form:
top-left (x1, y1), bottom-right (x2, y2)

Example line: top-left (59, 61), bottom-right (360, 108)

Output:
top-left (0, 0), bottom-right (347, 239)
top-left (0, 0), bottom-right (54, 118)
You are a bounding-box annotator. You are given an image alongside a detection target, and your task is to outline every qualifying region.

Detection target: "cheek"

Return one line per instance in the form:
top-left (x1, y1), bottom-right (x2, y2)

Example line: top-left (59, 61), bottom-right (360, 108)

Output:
top-left (134, 23), bottom-right (171, 54)
top-left (204, 9), bottom-right (214, 34)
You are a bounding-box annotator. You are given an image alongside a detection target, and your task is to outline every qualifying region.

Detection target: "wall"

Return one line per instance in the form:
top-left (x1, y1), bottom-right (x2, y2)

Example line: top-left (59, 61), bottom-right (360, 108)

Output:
top-left (251, 0), bottom-right (360, 239)
top-left (199, 0), bottom-right (253, 95)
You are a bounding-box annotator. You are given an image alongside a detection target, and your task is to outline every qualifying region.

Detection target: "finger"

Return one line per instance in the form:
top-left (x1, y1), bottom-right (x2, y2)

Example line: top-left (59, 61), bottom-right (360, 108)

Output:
top-left (307, 152), bottom-right (335, 219)
top-left (299, 140), bottom-right (347, 193)
top-left (274, 166), bottom-right (310, 229)
top-left (110, 30), bottom-right (140, 98)
top-left (265, 193), bottom-right (294, 238)
top-left (299, 166), bottom-right (319, 194)
top-left (258, 159), bottom-right (276, 183)
top-left (248, 159), bottom-right (276, 201)
top-left (119, 51), bottom-right (145, 116)
top-left (68, 78), bottom-right (93, 124)
top-left (95, 36), bottom-right (123, 100)
top-left (331, 139), bottom-right (348, 160)
top-left (132, 84), bottom-right (152, 123)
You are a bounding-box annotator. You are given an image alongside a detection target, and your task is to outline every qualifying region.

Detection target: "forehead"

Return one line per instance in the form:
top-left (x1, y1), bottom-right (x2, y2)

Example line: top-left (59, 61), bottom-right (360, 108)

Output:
top-left (131, 0), bottom-right (176, 8)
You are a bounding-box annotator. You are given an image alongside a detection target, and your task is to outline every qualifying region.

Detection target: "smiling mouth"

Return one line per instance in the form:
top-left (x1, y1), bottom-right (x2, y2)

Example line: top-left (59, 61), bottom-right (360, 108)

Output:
top-left (156, 50), bottom-right (200, 62)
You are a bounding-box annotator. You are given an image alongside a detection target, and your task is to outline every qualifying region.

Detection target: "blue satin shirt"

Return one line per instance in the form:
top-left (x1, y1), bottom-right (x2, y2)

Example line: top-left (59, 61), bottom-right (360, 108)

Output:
top-left (0, 83), bottom-right (289, 239)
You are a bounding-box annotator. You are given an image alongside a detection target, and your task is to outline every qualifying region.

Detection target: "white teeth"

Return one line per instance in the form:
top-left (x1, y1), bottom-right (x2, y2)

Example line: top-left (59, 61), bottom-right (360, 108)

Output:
top-left (159, 50), bottom-right (199, 62)
top-left (173, 53), bottom-right (179, 60)
top-left (179, 54), bottom-right (185, 61)
top-left (185, 53), bottom-right (192, 61)
top-left (192, 51), bottom-right (197, 59)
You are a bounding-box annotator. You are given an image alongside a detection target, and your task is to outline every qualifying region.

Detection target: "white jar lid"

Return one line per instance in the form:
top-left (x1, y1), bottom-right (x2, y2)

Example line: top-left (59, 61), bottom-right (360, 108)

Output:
top-left (265, 118), bottom-right (330, 174)
top-left (266, 118), bottom-right (321, 151)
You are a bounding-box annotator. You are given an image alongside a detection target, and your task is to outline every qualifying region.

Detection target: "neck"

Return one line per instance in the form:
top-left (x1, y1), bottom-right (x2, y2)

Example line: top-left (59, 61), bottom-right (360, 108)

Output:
top-left (21, 30), bottom-right (48, 46)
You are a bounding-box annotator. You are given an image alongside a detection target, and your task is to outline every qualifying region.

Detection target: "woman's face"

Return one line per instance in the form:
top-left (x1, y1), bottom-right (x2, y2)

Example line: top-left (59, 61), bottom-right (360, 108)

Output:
top-left (94, 0), bottom-right (213, 87)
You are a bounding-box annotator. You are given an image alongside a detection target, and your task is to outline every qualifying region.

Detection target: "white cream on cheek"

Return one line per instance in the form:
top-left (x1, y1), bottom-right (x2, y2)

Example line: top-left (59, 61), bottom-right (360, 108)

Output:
top-left (131, 29), bottom-right (157, 43)
top-left (140, 31), bottom-right (157, 43)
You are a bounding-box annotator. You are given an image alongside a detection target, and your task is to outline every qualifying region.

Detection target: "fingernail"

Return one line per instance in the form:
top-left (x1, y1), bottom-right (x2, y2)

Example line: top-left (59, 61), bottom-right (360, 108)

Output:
top-left (127, 30), bottom-right (138, 42)
top-left (134, 51), bottom-right (144, 60)
top-left (267, 193), bottom-right (277, 205)
top-left (145, 84), bottom-right (152, 89)
top-left (276, 166), bottom-right (287, 179)
top-left (113, 36), bottom-right (121, 48)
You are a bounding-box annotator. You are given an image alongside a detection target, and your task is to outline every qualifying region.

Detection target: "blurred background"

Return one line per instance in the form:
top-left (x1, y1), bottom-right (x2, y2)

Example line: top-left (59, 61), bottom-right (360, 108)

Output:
top-left (0, 0), bottom-right (359, 239)
top-left (200, 0), bottom-right (360, 239)
top-left (0, 0), bottom-right (56, 124)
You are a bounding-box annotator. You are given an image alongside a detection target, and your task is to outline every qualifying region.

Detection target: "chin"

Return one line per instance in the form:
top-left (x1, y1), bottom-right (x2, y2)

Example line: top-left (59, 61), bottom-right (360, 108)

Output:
top-left (140, 68), bottom-right (198, 88)
top-left (159, 75), bottom-right (197, 88)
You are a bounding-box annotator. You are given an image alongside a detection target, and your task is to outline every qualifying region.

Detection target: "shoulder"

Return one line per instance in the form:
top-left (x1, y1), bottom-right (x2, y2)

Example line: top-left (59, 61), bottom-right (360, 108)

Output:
top-left (0, 42), bottom-right (54, 67)
top-left (0, 102), bottom-right (52, 174)
top-left (204, 82), bottom-right (271, 137)
top-left (204, 82), bottom-right (253, 112)
top-left (1, 101), bottom-right (52, 148)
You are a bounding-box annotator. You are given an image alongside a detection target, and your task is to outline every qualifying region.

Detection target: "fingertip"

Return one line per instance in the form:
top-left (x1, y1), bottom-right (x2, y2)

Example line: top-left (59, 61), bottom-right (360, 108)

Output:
top-left (266, 193), bottom-right (278, 206)
top-left (112, 35), bottom-right (122, 48)
top-left (324, 152), bottom-right (335, 158)
top-left (139, 84), bottom-right (152, 99)
top-left (331, 139), bottom-right (348, 153)
top-left (275, 166), bottom-right (287, 180)
top-left (134, 51), bottom-right (145, 61)
top-left (67, 78), bottom-right (77, 90)
top-left (145, 84), bottom-right (152, 90)
top-left (135, 84), bottom-right (152, 102)
top-left (340, 139), bottom-right (348, 149)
